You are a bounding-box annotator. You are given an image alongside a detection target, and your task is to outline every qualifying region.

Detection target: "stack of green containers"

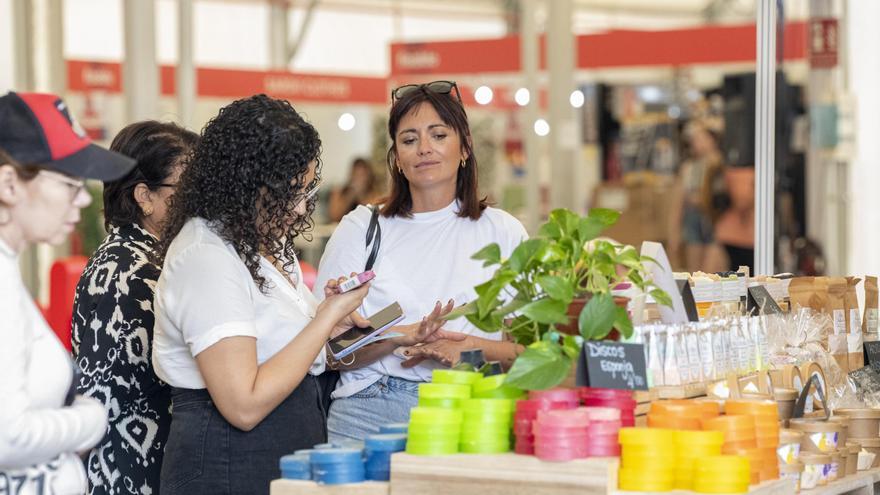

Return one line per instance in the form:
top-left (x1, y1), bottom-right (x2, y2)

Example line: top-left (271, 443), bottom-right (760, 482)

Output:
top-left (406, 407), bottom-right (463, 455)
top-left (471, 374), bottom-right (525, 399)
top-left (460, 399), bottom-right (514, 453)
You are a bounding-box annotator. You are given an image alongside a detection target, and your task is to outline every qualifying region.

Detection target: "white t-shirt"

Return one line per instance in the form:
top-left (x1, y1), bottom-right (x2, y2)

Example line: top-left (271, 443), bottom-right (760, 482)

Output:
top-left (0, 238), bottom-right (107, 495)
top-left (152, 217), bottom-right (325, 390)
top-left (315, 201), bottom-right (527, 398)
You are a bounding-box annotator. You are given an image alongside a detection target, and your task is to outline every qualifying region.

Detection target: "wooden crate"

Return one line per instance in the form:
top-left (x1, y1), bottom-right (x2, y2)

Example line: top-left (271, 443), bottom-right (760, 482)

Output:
top-left (270, 480), bottom-right (389, 495)
top-left (653, 382), bottom-right (707, 399)
top-left (390, 453), bottom-right (616, 495)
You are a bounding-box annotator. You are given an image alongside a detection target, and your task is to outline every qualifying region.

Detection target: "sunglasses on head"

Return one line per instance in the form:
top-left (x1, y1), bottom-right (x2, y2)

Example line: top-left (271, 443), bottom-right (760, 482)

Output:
top-left (391, 80), bottom-right (462, 104)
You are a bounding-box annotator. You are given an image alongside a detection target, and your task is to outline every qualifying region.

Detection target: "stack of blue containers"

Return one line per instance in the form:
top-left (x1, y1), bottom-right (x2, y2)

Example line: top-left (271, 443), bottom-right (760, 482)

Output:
top-left (364, 434), bottom-right (407, 481)
top-left (310, 448), bottom-right (365, 485)
top-left (279, 454), bottom-right (311, 480)
top-left (379, 423), bottom-right (408, 434)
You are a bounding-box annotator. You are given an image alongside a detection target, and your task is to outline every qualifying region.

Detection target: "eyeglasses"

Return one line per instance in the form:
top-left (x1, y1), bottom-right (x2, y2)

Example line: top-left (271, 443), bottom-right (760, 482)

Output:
top-left (391, 80), bottom-right (462, 104)
top-left (295, 179), bottom-right (322, 208)
top-left (38, 170), bottom-right (86, 202)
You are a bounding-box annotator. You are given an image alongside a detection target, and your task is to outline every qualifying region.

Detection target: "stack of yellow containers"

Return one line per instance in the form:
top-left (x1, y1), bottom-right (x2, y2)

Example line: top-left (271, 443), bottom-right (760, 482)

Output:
top-left (726, 399), bottom-right (781, 482)
top-left (694, 455), bottom-right (752, 494)
top-left (618, 428), bottom-right (676, 492)
top-left (673, 430), bottom-right (724, 490)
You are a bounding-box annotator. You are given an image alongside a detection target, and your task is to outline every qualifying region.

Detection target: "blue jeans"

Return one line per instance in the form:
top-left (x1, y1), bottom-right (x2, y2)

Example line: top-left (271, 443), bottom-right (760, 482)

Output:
top-left (327, 376), bottom-right (419, 443)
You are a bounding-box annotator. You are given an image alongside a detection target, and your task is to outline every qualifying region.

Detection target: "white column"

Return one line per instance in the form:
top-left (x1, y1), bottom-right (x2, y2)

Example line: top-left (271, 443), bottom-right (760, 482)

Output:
top-left (754, 0), bottom-right (777, 275)
top-left (10, 0), bottom-right (34, 90)
top-left (268, 0), bottom-right (289, 70)
top-left (847, 0), bottom-right (880, 276)
top-left (519, 0), bottom-right (540, 233)
top-left (546, 0), bottom-right (581, 212)
top-left (123, 0), bottom-right (159, 122)
top-left (177, 0), bottom-right (196, 129)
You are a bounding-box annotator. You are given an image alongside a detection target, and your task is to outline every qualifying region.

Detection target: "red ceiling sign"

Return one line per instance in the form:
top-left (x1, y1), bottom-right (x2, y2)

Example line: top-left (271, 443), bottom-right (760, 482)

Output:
top-left (808, 18), bottom-right (838, 69)
top-left (390, 21), bottom-right (807, 76)
top-left (68, 60), bottom-right (388, 104)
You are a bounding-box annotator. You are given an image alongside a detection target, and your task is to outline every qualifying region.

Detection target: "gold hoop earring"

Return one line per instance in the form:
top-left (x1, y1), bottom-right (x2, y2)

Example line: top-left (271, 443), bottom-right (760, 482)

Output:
top-left (143, 206), bottom-right (154, 216)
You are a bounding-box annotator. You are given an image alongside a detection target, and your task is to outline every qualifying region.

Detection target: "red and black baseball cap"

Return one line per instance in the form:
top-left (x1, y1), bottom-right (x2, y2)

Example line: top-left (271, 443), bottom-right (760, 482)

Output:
top-left (0, 91), bottom-right (135, 181)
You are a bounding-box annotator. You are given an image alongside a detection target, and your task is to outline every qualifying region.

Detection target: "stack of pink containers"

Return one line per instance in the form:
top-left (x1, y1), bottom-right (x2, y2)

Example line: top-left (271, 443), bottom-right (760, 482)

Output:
top-left (579, 387), bottom-right (636, 427)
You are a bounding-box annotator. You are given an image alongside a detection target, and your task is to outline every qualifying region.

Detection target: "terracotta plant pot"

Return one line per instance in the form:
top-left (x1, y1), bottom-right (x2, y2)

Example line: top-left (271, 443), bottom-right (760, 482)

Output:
top-left (556, 296), bottom-right (630, 339)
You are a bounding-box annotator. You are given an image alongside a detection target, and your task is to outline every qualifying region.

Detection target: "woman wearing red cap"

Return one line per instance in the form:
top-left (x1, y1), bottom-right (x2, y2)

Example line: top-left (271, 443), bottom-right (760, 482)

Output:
top-left (0, 91), bottom-right (134, 495)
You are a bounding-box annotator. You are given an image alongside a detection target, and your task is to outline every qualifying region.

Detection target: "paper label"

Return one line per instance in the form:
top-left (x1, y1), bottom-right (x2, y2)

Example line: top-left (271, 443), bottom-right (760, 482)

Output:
top-left (737, 277), bottom-right (748, 297)
top-left (686, 332), bottom-right (702, 382)
top-left (699, 332), bottom-right (714, 380)
top-left (777, 443), bottom-right (801, 465)
top-left (802, 464), bottom-right (822, 490)
top-left (675, 335), bottom-right (690, 384)
top-left (830, 460), bottom-right (839, 481)
top-left (692, 282), bottom-right (718, 303)
top-left (833, 309), bottom-right (846, 335)
top-left (848, 333), bottom-right (863, 353)
top-left (780, 471), bottom-right (800, 491)
top-left (722, 280), bottom-right (740, 302)
top-left (810, 432), bottom-right (838, 452)
top-left (851, 309), bottom-right (862, 333)
top-left (713, 332), bottom-right (727, 376)
top-left (868, 308), bottom-right (879, 333)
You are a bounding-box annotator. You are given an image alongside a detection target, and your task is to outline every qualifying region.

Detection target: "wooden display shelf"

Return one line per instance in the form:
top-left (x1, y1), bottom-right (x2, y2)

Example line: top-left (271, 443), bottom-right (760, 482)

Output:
top-left (390, 453), bottom-right (617, 495)
top-left (653, 382), bottom-right (707, 399)
top-left (611, 478), bottom-right (795, 495)
top-left (270, 480), bottom-right (389, 495)
top-left (802, 467), bottom-right (880, 495)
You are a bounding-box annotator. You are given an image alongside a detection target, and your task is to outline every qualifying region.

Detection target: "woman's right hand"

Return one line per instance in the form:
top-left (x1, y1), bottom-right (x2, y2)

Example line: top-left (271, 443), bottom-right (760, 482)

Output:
top-left (316, 278), bottom-right (370, 335)
top-left (389, 300), bottom-right (465, 347)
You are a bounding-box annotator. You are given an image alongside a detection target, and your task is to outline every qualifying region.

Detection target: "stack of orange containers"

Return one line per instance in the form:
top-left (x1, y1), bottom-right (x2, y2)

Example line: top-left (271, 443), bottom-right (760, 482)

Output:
top-left (673, 430), bottom-right (724, 490)
top-left (726, 399), bottom-right (780, 482)
top-left (703, 415), bottom-right (761, 484)
top-left (647, 401), bottom-right (704, 430)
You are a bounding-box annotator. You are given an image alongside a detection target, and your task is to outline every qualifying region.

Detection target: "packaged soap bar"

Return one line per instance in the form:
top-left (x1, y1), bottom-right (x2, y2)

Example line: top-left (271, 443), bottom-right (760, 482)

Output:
top-left (864, 276), bottom-right (878, 339)
top-left (686, 325), bottom-right (703, 383)
top-left (698, 322), bottom-right (715, 381)
top-left (712, 321), bottom-right (729, 377)
top-left (664, 325), bottom-right (682, 386)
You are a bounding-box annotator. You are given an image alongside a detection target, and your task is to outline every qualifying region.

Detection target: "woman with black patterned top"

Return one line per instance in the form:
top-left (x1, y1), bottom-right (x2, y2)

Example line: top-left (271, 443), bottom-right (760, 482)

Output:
top-left (71, 121), bottom-right (198, 495)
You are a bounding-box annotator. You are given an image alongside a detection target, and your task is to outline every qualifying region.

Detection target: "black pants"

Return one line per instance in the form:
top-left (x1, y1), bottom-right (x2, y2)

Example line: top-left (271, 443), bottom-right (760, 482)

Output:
top-left (160, 376), bottom-right (326, 495)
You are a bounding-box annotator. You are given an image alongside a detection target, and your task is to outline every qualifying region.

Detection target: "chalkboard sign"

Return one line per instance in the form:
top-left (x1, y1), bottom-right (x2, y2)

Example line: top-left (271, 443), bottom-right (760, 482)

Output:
top-left (747, 285), bottom-right (783, 315)
top-left (676, 279), bottom-right (699, 322)
top-left (864, 341), bottom-right (880, 367)
top-left (575, 341), bottom-right (648, 390)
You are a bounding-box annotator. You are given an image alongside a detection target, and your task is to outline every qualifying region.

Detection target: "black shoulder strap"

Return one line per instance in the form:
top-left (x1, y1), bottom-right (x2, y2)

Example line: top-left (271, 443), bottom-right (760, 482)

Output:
top-left (365, 205), bottom-right (381, 271)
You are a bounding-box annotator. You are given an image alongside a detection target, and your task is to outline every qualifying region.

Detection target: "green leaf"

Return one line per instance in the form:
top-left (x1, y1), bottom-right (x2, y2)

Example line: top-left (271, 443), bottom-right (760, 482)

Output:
top-left (508, 315), bottom-right (539, 346)
top-left (589, 207), bottom-right (621, 226)
top-left (474, 271), bottom-right (517, 318)
top-left (443, 300), bottom-right (478, 320)
top-left (505, 341), bottom-right (572, 390)
top-left (466, 311), bottom-right (503, 333)
top-left (650, 288), bottom-right (673, 308)
top-left (491, 298), bottom-right (529, 319)
top-left (520, 298), bottom-right (569, 325)
top-left (549, 209), bottom-right (579, 237)
top-left (538, 221), bottom-right (563, 240)
top-left (578, 293), bottom-right (617, 340)
top-left (561, 334), bottom-right (582, 359)
top-left (471, 243), bottom-right (501, 267)
top-left (537, 275), bottom-right (574, 304)
top-left (612, 306), bottom-right (634, 339)
top-left (509, 238), bottom-right (545, 272)
top-left (577, 217), bottom-right (605, 244)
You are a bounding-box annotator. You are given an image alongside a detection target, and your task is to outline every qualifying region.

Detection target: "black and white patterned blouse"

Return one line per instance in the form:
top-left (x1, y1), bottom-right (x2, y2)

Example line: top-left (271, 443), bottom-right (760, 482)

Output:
top-left (71, 224), bottom-right (170, 495)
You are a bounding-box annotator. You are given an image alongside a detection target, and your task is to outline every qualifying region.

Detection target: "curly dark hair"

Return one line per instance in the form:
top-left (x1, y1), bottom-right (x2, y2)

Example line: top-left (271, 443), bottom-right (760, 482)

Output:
top-left (154, 94), bottom-right (322, 292)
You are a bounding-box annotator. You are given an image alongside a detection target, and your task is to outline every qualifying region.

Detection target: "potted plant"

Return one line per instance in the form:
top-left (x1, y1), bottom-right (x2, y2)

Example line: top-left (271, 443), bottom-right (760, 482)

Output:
top-left (446, 208), bottom-right (671, 390)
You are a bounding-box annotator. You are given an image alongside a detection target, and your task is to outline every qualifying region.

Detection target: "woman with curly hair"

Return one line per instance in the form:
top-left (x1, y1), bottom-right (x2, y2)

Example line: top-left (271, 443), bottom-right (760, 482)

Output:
top-left (151, 94), bottom-right (369, 495)
top-left (71, 121), bottom-right (198, 495)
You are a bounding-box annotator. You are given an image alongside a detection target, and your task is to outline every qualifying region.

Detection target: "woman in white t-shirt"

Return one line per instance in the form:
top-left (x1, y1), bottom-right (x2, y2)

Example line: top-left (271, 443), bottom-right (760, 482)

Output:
top-left (315, 81), bottom-right (528, 442)
top-left (151, 95), bottom-right (372, 495)
top-left (0, 92), bottom-right (133, 494)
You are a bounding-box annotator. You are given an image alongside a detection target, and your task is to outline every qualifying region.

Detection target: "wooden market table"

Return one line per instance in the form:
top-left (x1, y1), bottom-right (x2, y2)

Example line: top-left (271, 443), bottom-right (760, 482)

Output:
top-left (270, 456), bottom-right (880, 495)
